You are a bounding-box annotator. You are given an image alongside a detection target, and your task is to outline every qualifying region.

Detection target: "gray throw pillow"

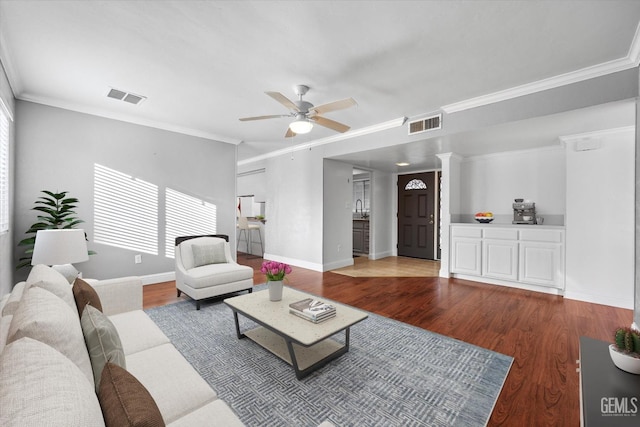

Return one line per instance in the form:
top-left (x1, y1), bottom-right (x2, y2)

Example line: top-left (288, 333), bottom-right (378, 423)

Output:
top-left (192, 242), bottom-right (226, 267)
top-left (80, 304), bottom-right (126, 391)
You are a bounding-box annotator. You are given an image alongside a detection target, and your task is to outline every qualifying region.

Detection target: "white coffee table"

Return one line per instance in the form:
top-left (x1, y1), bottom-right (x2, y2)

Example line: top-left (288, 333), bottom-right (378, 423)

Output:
top-left (224, 286), bottom-right (368, 379)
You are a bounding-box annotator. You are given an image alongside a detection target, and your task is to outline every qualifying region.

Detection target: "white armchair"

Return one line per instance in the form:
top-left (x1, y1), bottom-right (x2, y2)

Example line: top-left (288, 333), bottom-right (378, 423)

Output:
top-left (175, 234), bottom-right (253, 310)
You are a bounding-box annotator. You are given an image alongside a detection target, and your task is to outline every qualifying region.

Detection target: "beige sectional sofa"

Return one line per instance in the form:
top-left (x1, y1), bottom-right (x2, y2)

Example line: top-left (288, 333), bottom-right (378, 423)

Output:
top-left (0, 264), bottom-right (244, 426)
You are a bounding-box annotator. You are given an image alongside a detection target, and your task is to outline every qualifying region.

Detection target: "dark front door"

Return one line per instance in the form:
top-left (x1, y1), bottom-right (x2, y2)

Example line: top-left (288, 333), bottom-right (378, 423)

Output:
top-left (397, 172), bottom-right (436, 259)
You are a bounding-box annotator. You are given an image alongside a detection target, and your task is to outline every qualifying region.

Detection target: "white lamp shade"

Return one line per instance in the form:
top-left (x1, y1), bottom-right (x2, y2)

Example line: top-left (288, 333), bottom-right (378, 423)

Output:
top-left (31, 229), bottom-right (89, 266)
top-left (289, 118), bottom-right (313, 134)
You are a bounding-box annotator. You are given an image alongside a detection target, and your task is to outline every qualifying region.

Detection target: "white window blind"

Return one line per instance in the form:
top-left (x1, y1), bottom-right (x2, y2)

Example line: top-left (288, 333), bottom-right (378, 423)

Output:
top-left (165, 188), bottom-right (217, 258)
top-left (0, 105), bottom-right (9, 233)
top-left (94, 164), bottom-right (158, 254)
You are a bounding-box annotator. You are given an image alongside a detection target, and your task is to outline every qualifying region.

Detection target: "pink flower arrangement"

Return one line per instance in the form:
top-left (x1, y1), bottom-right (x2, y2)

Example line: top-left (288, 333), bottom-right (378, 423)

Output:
top-left (261, 260), bottom-right (292, 281)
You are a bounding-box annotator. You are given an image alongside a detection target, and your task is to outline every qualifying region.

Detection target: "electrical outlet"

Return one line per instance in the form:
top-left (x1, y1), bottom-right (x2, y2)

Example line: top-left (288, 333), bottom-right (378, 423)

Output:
top-left (134, 254), bottom-right (142, 264)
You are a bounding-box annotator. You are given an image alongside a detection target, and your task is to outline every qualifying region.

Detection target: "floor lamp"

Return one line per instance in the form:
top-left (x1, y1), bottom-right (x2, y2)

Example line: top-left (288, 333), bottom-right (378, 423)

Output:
top-left (31, 229), bottom-right (89, 283)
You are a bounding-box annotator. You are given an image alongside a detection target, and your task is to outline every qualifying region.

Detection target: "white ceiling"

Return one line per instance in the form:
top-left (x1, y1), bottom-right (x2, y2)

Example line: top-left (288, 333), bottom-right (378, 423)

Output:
top-left (1, 1), bottom-right (639, 170)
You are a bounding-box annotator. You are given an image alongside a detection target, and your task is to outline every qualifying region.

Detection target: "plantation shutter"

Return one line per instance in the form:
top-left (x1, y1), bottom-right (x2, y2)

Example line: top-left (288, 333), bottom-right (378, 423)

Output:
top-left (0, 99), bottom-right (11, 233)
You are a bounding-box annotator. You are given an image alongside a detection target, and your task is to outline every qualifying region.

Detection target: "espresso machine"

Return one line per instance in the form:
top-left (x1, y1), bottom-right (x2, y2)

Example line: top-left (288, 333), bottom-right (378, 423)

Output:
top-left (512, 200), bottom-right (536, 224)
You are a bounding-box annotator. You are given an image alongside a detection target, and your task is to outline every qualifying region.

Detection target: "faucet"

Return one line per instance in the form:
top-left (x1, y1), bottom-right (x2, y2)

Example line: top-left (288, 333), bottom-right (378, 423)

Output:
top-left (355, 199), bottom-right (363, 218)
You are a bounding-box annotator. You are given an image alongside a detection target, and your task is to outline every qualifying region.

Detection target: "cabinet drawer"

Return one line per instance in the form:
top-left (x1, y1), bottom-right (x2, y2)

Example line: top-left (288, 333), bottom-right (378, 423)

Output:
top-left (520, 229), bottom-right (563, 243)
top-left (451, 227), bottom-right (482, 238)
top-left (484, 228), bottom-right (518, 240)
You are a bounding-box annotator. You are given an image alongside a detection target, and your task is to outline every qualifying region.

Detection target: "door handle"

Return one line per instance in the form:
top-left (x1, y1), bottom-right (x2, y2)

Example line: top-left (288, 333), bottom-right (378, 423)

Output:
top-left (429, 214), bottom-right (434, 224)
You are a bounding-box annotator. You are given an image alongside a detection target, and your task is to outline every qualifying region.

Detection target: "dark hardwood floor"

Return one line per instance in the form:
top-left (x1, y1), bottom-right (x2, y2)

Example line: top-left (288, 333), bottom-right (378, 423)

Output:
top-left (143, 253), bottom-right (633, 427)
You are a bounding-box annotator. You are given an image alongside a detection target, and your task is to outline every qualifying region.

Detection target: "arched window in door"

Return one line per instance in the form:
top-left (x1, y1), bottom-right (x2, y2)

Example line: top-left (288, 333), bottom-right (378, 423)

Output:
top-left (404, 178), bottom-right (427, 190)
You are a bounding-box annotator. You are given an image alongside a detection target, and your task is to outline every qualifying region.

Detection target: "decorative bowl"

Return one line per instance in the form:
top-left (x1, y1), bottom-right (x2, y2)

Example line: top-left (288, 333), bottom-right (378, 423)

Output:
top-left (474, 217), bottom-right (494, 224)
top-left (609, 345), bottom-right (640, 374)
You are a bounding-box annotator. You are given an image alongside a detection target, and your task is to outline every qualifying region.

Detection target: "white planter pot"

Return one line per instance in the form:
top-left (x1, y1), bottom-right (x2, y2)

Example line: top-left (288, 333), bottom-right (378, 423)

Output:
top-left (268, 280), bottom-right (283, 301)
top-left (609, 345), bottom-right (640, 374)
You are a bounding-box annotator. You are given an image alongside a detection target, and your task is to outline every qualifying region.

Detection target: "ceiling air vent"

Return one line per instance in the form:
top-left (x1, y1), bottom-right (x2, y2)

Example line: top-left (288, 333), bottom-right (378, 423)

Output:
top-left (106, 87), bottom-right (146, 105)
top-left (408, 114), bottom-right (442, 135)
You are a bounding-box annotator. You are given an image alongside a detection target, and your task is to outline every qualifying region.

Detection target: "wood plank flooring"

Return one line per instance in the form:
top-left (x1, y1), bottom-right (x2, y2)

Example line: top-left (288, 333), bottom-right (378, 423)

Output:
top-left (143, 254), bottom-right (633, 427)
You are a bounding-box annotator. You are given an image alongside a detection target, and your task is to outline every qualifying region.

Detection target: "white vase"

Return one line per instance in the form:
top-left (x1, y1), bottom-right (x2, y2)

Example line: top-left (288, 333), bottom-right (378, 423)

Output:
top-left (609, 345), bottom-right (640, 374)
top-left (268, 280), bottom-right (283, 301)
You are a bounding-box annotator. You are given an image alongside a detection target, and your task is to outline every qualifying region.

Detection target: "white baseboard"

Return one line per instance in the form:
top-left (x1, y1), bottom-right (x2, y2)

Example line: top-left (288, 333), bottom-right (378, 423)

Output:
top-left (564, 290), bottom-right (633, 310)
top-left (141, 271), bottom-right (175, 286)
top-left (368, 250), bottom-right (393, 260)
top-left (262, 253), bottom-right (324, 273)
top-left (322, 258), bottom-right (354, 272)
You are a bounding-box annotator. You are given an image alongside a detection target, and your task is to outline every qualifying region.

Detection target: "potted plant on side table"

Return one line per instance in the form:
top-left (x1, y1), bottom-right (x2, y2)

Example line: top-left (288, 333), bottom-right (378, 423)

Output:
top-left (609, 326), bottom-right (640, 374)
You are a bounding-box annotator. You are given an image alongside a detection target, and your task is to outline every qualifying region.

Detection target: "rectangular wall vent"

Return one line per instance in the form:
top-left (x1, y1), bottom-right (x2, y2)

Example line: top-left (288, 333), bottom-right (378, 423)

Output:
top-left (408, 114), bottom-right (442, 135)
top-left (107, 87), bottom-right (146, 105)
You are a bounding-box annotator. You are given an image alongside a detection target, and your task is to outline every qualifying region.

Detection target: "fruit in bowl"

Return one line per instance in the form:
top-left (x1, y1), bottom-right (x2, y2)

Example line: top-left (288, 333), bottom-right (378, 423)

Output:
top-left (474, 212), bottom-right (494, 223)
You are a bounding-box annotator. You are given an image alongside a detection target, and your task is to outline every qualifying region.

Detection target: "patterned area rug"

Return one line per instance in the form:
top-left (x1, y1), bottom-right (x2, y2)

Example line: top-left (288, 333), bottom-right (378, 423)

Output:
top-left (146, 287), bottom-right (512, 426)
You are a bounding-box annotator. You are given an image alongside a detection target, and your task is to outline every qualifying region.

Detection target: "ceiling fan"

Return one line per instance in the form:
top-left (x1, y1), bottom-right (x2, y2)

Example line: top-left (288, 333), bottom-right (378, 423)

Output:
top-left (239, 85), bottom-right (357, 138)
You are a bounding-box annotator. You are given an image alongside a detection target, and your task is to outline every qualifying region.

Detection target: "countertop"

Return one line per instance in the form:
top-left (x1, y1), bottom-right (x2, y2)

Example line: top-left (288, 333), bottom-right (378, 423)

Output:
top-left (451, 222), bottom-right (565, 230)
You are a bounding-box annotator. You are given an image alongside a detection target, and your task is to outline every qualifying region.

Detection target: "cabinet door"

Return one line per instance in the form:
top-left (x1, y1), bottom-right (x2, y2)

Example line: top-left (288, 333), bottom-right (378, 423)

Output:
top-left (483, 240), bottom-right (518, 281)
top-left (353, 228), bottom-right (364, 253)
top-left (450, 238), bottom-right (482, 275)
top-left (519, 242), bottom-right (563, 288)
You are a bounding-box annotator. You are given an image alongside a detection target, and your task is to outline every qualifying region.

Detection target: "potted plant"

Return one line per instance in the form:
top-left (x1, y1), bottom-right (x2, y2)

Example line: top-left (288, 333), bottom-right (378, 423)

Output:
top-left (260, 260), bottom-right (292, 301)
top-left (609, 326), bottom-right (640, 374)
top-left (17, 190), bottom-right (94, 269)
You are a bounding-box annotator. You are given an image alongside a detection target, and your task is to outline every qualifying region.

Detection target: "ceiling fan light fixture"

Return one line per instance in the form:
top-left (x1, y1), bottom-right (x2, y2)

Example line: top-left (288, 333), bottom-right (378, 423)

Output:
top-left (289, 117), bottom-right (313, 134)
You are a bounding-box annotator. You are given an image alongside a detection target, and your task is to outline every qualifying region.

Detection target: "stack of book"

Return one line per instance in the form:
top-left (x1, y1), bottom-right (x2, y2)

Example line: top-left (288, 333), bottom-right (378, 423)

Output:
top-left (289, 298), bottom-right (336, 323)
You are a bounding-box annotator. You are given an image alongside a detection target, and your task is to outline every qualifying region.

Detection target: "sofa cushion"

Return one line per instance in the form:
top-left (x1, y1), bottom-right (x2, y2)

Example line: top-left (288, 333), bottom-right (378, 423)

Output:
top-left (0, 337), bottom-right (104, 427)
top-left (125, 343), bottom-right (217, 424)
top-left (0, 314), bottom-right (12, 354)
top-left (1, 282), bottom-right (25, 317)
top-left (7, 286), bottom-right (95, 387)
top-left (108, 310), bottom-right (170, 356)
top-left (74, 277), bottom-right (103, 316)
top-left (192, 241), bottom-right (226, 267)
top-left (98, 362), bottom-right (165, 427)
top-left (81, 305), bottom-right (126, 391)
top-left (26, 264), bottom-right (77, 310)
top-left (183, 263), bottom-right (253, 289)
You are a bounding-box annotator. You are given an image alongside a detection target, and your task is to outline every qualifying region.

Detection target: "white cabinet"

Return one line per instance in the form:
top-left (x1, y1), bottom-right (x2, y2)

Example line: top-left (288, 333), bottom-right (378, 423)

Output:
top-left (451, 238), bottom-right (482, 275)
top-left (483, 240), bottom-right (519, 281)
top-left (450, 225), bottom-right (565, 291)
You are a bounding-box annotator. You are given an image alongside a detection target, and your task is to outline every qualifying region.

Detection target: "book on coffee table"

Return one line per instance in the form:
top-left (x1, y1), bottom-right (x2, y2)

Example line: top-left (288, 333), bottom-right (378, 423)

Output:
top-left (289, 298), bottom-right (336, 323)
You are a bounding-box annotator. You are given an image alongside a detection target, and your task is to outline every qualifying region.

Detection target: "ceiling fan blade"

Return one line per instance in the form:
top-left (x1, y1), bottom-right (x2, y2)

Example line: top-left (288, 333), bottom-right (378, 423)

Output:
top-left (266, 91), bottom-right (300, 112)
top-left (310, 116), bottom-right (351, 133)
top-left (285, 127), bottom-right (296, 138)
top-left (239, 114), bottom-right (289, 121)
top-left (310, 97), bottom-right (357, 115)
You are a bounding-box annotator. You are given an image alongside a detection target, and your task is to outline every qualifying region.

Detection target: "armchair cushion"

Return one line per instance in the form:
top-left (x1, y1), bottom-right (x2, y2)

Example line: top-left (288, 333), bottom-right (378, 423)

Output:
top-left (191, 241), bottom-right (226, 267)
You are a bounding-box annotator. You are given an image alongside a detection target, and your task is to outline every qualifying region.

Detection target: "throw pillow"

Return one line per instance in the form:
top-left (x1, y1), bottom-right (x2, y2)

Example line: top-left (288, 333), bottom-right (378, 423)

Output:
top-left (7, 286), bottom-right (95, 387)
top-left (26, 265), bottom-right (77, 310)
top-left (192, 242), bottom-right (226, 267)
top-left (0, 337), bottom-right (104, 426)
top-left (73, 277), bottom-right (103, 316)
top-left (81, 304), bottom-right (126, 391)
top-left (98, 362), bottom-right (165, 427)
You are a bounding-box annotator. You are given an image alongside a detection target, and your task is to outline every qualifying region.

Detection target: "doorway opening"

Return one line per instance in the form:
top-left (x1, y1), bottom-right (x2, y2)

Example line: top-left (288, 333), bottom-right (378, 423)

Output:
top-left (397, 171), bottom-right (441, 260)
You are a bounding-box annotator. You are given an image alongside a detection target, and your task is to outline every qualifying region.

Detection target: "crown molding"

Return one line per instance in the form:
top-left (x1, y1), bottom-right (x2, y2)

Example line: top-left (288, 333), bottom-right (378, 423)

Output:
top-left (18, 94), bottom-right (242, 145)
top-left (558, 125), bottom-right (635, 144)
top-left (238, 117), bottom-right (407, 166)
top-left (443, 24), bottom-right (640, 114)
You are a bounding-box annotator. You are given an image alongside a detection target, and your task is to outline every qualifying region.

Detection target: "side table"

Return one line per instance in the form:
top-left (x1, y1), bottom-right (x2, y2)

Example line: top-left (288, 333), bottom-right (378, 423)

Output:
top-left (579, 336), bottom-right (640, 426)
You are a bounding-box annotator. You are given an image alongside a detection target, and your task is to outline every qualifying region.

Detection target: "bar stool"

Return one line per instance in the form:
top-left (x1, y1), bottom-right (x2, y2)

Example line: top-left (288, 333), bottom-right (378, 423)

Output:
top-left (237, 216), bottom-right (264, 255)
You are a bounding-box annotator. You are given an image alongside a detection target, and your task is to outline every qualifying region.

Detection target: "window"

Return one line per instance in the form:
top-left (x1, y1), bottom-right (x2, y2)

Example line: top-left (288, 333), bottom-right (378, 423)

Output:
top-left (0, 100), bottom-right (10, 233)
top-left (94, 164), bottom-right (158, 254)
top-left (165, 188), bottom-right (217, 258)
top-left (405, 178), bottom-right (427, 190)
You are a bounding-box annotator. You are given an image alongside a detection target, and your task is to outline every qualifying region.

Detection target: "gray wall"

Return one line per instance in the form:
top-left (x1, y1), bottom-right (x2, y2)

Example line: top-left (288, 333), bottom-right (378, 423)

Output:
top-left (0, 59), bottom-right (15, 296)
top-left (322, 159), bottom-right (353, 270)
top-left (13, 101), bottom-right (237, 282)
